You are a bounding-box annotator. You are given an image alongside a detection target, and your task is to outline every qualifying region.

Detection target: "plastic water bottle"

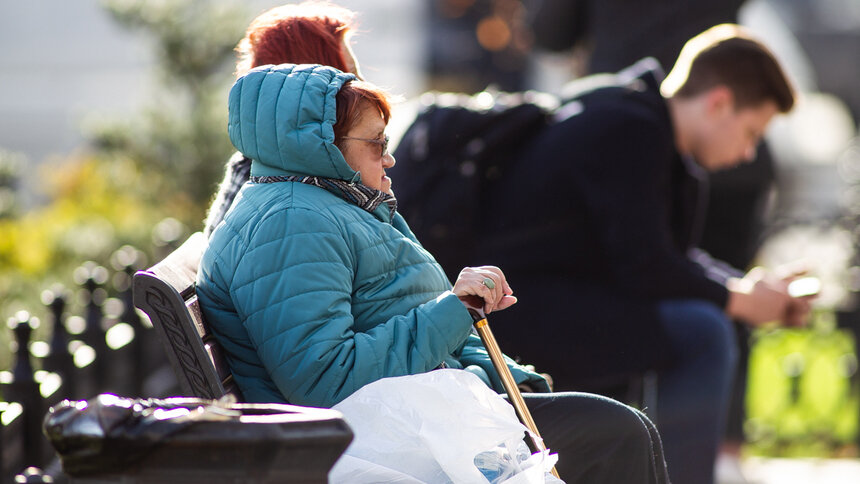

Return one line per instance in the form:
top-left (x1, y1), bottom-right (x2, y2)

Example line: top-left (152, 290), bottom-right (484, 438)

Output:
top-left (474, 441), bottom-right (532, 483)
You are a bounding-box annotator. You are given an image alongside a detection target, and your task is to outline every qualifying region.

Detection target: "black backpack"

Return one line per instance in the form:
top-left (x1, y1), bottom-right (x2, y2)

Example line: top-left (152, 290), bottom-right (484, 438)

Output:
top-left (390, 61), bottom-right (663, 281)
top-left (390, 89), bottom-right (557, 281)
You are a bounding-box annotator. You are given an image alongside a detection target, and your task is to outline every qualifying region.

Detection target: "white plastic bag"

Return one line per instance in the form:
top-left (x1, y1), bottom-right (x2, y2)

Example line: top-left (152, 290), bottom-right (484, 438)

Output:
top-left (329, 369), bottom-right (562, 484)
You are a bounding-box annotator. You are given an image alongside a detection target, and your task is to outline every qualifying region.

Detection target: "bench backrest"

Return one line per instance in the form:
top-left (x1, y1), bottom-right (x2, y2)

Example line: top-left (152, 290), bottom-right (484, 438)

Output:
top-left (133, 232), bottom-right (243, 401)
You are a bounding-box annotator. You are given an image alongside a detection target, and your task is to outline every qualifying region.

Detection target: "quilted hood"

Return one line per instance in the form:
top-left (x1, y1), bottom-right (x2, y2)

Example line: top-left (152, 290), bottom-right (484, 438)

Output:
top-left (228, 64), bottom-right (358, 180)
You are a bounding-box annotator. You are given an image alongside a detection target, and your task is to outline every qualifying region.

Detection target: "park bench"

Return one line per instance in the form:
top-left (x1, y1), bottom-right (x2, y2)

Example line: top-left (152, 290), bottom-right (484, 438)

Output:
top-left (128, 232), bottom-right (353, 483)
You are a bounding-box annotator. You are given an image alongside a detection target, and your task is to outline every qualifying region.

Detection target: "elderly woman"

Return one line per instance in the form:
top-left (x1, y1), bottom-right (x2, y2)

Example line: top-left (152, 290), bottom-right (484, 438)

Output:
top-left (197, 64), bottom-right (669, 483)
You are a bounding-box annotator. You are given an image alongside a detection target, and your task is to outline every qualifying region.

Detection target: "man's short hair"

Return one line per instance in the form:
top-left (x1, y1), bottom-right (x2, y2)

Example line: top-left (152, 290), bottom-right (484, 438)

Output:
top-left (662, 24), bottom-right (795, 112)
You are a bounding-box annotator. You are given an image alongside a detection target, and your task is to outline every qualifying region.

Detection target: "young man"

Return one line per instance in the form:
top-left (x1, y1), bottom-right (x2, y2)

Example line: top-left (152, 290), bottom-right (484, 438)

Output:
top-left (479, 24), bottom-right (811, 484)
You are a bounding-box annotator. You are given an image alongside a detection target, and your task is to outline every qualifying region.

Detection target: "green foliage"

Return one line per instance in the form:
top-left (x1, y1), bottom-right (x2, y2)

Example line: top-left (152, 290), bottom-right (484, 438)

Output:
top-left (745, 310), bottom-right (860, 457)
top-left (90, 0), bottom-right (249, 209)
top-left (1, 0), bottom-right (250, 370)
top-left (102, 0), bottom-right (246, 85)
top-left (0, 149), bottom-right (23, 219)
top-left (0, 153), bottom-right (194, 370)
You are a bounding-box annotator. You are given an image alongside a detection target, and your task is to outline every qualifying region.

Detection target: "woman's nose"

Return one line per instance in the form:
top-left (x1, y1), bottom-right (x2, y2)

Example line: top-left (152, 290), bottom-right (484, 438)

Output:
top-left (383, 153), bottom-right (396, 168)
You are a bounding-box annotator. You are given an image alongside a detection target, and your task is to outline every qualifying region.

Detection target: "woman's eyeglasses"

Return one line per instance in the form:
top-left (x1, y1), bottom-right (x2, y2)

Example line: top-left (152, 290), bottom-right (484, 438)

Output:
top-left (340, 134), bottom-right (390, 158)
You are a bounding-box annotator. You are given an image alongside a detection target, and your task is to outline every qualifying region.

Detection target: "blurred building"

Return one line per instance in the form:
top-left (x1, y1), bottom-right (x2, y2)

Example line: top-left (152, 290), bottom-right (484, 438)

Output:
top-left (0, 2), bottom-right (153, 165)
top-left (425, 0), bottom-right (532, 93)
top-left (772, 0), bottom-right (860, 121)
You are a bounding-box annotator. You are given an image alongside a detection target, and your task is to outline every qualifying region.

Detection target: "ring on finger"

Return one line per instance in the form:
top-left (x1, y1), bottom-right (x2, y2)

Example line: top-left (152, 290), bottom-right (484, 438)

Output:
top-left (482, 277), bottom-right (495, 290)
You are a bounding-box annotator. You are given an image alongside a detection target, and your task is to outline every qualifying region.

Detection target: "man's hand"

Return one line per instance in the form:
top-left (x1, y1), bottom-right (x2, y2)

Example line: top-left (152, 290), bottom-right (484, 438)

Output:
top-left (775, 262), bottom-right (818, 327)
top-left (726, 266), bottom-right (816, 327)
top-left (783, 276), bottom-right (818, 327)
top-left (784, 295), bottom-right (813, 327)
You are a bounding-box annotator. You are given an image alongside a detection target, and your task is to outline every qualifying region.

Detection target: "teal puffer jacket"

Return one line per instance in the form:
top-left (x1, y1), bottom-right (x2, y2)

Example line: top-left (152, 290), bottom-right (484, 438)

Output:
top-left (197, 64), bottom-right (549, 407)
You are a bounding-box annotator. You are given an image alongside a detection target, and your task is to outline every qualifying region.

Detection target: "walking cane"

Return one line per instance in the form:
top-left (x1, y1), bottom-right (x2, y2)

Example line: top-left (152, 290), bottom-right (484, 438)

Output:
top-left (460, 295), bottom-right (561, 479)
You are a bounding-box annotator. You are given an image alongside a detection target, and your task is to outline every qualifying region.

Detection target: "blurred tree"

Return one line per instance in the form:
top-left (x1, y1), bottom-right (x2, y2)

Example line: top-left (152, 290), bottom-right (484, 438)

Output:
top-left (1, 0), bottom-right (249, 370)
top-left (0, 154), bottom-right (193, 369)
top-left (0, 149), bottom-right (23, 219)
top-left (89, 0), bottom-right (249, 215)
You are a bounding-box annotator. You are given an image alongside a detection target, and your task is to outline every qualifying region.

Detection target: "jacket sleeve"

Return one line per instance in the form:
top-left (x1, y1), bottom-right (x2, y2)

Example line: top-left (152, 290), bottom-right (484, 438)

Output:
top-left (688, 247), bottom-right (745, 284)
top-left (457, 333), bottom-right (552, 393)
top-left (232, 207), bottom-right (475, 408)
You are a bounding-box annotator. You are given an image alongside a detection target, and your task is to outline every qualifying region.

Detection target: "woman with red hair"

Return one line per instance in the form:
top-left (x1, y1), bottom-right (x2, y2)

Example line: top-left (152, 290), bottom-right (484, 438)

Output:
top-left (204, 1), bottom-right (360, 236)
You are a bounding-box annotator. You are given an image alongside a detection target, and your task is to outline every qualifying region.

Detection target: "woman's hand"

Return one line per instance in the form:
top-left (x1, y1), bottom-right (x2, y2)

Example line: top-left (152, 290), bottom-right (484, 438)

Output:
top-left (453, 266), bottom-right (517, 314)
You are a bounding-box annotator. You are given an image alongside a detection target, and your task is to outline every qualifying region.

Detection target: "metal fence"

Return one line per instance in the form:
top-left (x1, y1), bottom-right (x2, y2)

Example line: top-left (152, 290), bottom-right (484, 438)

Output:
top-left (1, 246), bottom-right (177, 482)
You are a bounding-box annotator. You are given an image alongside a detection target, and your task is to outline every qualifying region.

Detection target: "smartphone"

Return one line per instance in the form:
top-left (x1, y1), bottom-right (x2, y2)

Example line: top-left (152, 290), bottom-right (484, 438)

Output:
top-left (788, 276), bottom-right (821, 298)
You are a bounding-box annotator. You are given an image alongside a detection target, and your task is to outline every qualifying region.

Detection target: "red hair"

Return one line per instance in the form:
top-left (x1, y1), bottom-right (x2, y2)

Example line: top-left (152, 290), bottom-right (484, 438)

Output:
top-left (236, 1), bottom-right (356, 76)
top-left (333, 81), bottom-right (392, 143)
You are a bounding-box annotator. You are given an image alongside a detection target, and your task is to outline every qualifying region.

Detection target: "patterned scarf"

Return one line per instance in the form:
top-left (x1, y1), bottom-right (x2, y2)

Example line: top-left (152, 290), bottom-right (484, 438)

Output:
top-left (250, 175), bottom-right (397, 219)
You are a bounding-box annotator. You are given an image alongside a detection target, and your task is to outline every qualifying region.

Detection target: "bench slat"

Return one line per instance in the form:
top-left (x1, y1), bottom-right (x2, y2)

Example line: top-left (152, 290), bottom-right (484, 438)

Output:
top-left (133, 232), bottom-right (241, 401)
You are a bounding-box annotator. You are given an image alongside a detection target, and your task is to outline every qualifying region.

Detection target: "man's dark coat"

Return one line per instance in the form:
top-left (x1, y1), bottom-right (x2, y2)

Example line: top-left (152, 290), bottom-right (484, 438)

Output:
top-left (481, 61), bottom-right (736, 391)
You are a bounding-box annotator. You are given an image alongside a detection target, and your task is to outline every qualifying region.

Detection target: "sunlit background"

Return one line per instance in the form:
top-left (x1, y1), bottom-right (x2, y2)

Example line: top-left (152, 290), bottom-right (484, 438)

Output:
top-left (1, 0), bottom-right (860, 481)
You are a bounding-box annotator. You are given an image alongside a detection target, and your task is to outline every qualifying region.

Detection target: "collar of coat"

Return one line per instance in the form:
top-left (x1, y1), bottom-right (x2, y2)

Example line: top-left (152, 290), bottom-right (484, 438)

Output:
top-left (250, 174), bottom-right (397, 221)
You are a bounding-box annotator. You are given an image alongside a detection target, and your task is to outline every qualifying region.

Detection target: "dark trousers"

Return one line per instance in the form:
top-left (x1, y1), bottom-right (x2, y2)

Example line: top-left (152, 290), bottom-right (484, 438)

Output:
top-left (655, 300), bottom-right (738, 484)
top-left (522, 392), bottom-right (670, 484)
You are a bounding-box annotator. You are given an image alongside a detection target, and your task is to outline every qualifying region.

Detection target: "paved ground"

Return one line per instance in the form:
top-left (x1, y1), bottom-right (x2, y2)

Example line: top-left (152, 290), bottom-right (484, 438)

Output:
top-left (718, 456), bottom-right (860, 484)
